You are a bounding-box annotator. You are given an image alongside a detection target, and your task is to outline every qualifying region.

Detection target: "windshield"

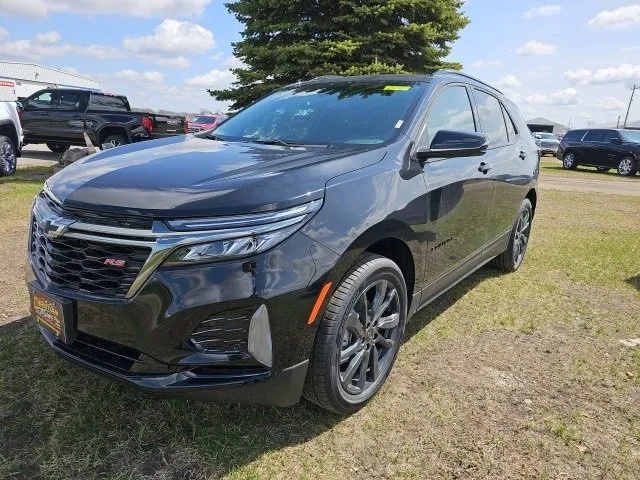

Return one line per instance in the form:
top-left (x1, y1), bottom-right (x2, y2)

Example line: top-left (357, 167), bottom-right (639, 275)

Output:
top-left (621, 130), bottom-right (640, 143)
top-left (191, 116), bottom-right (217, 124)
top-left (214, 81), bottom-right (426, 146)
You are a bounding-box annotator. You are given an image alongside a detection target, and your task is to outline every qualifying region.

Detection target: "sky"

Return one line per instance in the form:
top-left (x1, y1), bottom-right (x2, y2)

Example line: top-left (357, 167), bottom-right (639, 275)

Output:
top-left (1, 1), bottom-right (640, 126)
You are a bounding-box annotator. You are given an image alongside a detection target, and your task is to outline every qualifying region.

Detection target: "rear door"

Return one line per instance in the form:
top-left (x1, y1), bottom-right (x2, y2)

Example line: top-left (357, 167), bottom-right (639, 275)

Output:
top-left (581, 129), bottom-right (607, 165)
top-left (21, 90), bottom-right (56, 141)
top-left (418, 84), bottom-right (494, 286)
top-left (470, 88), bottom-right (523, 244)
top-left (49, 90), bottom-right (88, 143)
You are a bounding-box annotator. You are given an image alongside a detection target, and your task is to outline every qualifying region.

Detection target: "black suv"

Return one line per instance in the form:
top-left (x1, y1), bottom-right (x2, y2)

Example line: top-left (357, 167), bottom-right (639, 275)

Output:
top-left (27, 72), bottom-right (539, 414)
top-left (557, 128), bottom-right (640, 176)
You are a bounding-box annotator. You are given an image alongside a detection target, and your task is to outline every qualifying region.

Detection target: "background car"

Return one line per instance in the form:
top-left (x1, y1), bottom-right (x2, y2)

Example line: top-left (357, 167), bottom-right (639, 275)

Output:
top-left (187, 114), bottom-right (227, 133)
top-left (533, 132), bottom-right (560, 156)
top-left (557, 128), bottom-right (640, 176)
top-left (0, 100), bottom-right (23, 176)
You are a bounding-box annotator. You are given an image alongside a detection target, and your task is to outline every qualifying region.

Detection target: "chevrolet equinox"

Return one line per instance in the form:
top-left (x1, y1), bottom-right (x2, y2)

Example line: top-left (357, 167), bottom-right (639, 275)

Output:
top-left (28, 72), bottom-right (539, 414)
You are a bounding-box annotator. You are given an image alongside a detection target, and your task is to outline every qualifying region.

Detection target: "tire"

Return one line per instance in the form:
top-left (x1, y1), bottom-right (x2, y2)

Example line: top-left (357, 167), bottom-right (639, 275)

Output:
top-left (303, 254), bottom-right (407, 414)
top-left (100, 134), bottom-right (128, 150)
top-left (490, 198), bottom-right (533, 273)
top-left (562, 152), bottom-right (578, 170)
top-left (597, 167), bottom-right (611, 173)
top-left (617, 157), bottom-right (638, 177)
top-left (46, 143), bottom-right (69, 153)
top-left (0, 135), bottom-right (17, 177)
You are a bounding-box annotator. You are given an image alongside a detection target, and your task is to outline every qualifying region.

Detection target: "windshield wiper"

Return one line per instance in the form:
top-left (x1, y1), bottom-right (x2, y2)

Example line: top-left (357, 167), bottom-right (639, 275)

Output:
top-left (248, 138), bottom-right (299, 147)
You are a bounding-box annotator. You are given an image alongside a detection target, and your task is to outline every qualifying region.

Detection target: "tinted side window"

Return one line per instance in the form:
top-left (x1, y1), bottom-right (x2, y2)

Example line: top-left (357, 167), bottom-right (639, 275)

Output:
top-left (27, 91), bottom-right (54, 109)
top-left (88, 94), bottom-right (128, 112)
top-left (425, 86), bottom-right (476, 145)
top-left (474, 89), bottom-right (509, 146)
top-left (58, 91), bottom-right (84, 110)
top-left (563, 130), bottom-right (586, 141)
top-left (501, 104), bottom-right (517, 141)
top-left (584, 130), bottom-right (606, 142)
top-left (604, 130), bottom-right (621, 142)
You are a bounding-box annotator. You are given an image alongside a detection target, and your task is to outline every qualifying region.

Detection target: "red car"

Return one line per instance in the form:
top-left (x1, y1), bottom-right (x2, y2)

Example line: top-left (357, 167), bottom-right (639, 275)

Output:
top-left (187, 115), bottom-right (227, 133)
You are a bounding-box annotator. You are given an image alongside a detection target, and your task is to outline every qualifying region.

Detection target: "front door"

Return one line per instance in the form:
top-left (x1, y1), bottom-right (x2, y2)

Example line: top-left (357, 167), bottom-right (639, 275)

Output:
top-left (21, 90), bottom-right (56, 141)
top-left (418, 84), bottom-right (494, 288)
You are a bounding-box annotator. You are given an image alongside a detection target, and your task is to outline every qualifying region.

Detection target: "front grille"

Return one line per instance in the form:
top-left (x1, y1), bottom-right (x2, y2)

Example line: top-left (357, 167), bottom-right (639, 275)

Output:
top-left (38, 192), bottom-right (152, 230)
top-left (30, 220), bottom-right (151, 299)
top-left (190, 308), bottom-right (254, 353)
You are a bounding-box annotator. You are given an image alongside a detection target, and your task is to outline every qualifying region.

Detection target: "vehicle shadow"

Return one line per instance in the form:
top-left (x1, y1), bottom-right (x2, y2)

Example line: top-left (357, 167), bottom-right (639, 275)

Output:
top-left (0, 268), bottom-right (499, 477)
top-left (20, 149), bottom-right (61, 162)
top-left (404, 267), bottom-right (502, 341)
top-left (625, 275), bottom-right (640, 292)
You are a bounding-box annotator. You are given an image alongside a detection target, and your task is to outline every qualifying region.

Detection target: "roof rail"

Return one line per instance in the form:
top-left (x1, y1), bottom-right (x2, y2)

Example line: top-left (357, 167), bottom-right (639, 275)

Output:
top-left (434, 70), bottom-right (503, 94)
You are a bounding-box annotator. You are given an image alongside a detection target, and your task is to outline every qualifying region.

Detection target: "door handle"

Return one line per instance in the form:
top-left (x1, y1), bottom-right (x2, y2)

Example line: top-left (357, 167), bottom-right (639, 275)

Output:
top-left (519, 151), bottom-right (527, 160)
top-left (478, 162), bottom-right (492, 174)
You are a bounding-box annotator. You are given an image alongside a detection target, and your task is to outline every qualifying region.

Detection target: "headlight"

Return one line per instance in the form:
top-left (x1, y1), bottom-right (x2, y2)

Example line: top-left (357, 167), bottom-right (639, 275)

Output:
top-left (162, 199), bottom-right (322, 266)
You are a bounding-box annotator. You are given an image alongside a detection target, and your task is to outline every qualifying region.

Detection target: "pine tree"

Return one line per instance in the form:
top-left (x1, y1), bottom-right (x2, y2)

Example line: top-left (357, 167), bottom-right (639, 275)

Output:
top-left (210, 0), bottom-right (469, 110)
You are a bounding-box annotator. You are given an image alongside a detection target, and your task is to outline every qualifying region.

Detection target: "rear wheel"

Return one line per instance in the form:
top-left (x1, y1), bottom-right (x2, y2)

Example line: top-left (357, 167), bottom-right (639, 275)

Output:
top-left (0, 135), bottom-right (17, 177)
top-left (563, 152), bottom-right (578, 170)
top-left (46, 143), bottom-right (69, 154)
top-left (101, 134), bottom-right (128, 150)
top-left (617, 157), bottom-right (638, 176)
top-left (304, 254), bottom-right (407, 414)
top-left (491, 199), bottom-right (533, 273)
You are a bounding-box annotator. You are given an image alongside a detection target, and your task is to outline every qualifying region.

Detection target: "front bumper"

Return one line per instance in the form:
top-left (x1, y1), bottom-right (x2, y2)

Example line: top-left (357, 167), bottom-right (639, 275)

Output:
top-left (29, 231), bottom-right (339, 406)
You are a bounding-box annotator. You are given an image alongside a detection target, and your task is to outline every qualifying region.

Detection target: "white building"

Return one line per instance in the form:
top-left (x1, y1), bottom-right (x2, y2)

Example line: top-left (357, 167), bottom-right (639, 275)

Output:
top-left (0, 61), bottom-right (100, 100)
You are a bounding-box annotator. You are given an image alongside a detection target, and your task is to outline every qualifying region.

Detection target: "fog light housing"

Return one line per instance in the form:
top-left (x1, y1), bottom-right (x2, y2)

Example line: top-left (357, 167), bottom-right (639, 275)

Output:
top-left (248, 304), bottom-right (272, 368)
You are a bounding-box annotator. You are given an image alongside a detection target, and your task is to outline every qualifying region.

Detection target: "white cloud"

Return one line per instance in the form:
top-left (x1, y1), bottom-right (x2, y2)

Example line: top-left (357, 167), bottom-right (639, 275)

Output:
top-left (113, 70), bottom-right (165, 84)
top-left (77, 44), bottom-right (123, 59)
top-left (588, 5), bottom-right (640, 30)
top-left (185, 69), bottom-right (235, 89)
top-left (524, 5), bottom-right (561, 18)
top-left (123, 19), bottom-right (214, 56)
top-left (155, 57), bottom-right (192, 69)
top-left (517, 41), bottom-right (557, 56)
top-left (0, 0), bottom-right (210, 18)
top-left (210, 52), bottom-right (225, 61)
top-left (471, 59), bottom-right (503, 68)
top-left (495, 74), bottom-right (522, 88)
top-left (590, 97), bottom-right (627, 111)
top-left (0, 31), bottom-right (72, 60)
top-left (565, 64), bottom-right (640, 85)
top-left (0, 27), bottom-right (8, 40)
top-left (223, 56), bottom-right (246, 69)
top-left (523, 88), bottom-right (580, 106)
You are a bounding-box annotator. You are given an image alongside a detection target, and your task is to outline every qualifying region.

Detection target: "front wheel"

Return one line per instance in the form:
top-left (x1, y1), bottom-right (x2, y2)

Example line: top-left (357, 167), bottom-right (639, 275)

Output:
top-left (304, 254), bottom-right (407, 414)
top-left (0, 135), bottom-right (17, 177)
top-left (563, 152), bottom-right (578, 170)
top-left (46, 143), bottom-right (69, 153)
top-left (617, 157), bottom-right (638, 177)
top-left (490, 199), bottom-right (533, 273)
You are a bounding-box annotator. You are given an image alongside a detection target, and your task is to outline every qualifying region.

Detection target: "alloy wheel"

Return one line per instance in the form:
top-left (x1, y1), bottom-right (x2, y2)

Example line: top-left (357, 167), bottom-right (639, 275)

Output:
top-left (512, 208), bottom-right (531, 268)
top-left (1, 141), bottom-right (16, 175)
top-left (339, 279), bottom-right (401, 397)
top-left (618, 158), bottom-right (633, 176)
top-left (563, 154), bottom-right (574, 169)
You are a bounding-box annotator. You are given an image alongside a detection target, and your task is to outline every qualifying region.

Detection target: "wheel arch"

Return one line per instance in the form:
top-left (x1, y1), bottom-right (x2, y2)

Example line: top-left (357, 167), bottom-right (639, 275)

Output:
top-left (97, 125), bottom-right (131, 145)
top-left (525, 188), bottom-right (537, 217)
top-left (0, 121), bottom-right (19, 154)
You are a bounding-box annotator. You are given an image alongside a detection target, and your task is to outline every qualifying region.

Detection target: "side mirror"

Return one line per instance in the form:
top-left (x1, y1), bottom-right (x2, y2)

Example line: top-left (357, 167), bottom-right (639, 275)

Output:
top-left (611, 137), bottom-right (623, 145)
top-left (415, 130), bottom-right (489, 163)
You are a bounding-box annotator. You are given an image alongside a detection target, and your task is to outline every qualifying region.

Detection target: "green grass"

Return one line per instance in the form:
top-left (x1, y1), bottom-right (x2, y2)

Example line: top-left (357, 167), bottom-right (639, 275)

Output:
top-left (1, 168), bottom-right (639, 479)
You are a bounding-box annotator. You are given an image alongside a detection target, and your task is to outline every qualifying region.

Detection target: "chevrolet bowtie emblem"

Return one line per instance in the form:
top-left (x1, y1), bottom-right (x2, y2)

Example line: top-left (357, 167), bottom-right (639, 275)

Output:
top-left (41, 216), bottom-right (75, 239)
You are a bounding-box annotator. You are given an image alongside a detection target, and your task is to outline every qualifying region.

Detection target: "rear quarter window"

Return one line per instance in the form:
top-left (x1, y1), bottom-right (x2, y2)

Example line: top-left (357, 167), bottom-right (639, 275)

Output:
top-left (88, 95), bottom-right (128, 112)
top-left (563, 130), bottom-right (586, 141)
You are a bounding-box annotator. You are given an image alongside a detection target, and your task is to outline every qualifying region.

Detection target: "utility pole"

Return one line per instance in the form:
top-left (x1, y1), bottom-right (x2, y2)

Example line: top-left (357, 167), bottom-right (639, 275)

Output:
top-left (624, 85), bottom-right (637, 129)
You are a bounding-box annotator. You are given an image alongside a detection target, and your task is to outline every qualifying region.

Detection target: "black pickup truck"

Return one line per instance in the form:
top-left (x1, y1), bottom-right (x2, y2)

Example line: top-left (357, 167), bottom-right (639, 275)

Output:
top-left (19, 88), bottom-right (186, 152)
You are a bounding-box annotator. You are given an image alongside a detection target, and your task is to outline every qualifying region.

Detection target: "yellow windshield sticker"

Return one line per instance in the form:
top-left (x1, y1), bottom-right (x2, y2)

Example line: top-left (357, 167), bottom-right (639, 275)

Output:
top-left (384, 85), bottom-right (411, 91)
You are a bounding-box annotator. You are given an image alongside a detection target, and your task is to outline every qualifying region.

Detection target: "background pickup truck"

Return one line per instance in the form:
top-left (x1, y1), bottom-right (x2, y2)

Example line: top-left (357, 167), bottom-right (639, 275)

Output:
top-left (19, 88), bottom-right (186, 152)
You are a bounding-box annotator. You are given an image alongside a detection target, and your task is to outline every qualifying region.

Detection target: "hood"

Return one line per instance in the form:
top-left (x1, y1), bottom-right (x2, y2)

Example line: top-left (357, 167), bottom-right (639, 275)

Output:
top-left (46, 135), bottom-right (387, 218)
